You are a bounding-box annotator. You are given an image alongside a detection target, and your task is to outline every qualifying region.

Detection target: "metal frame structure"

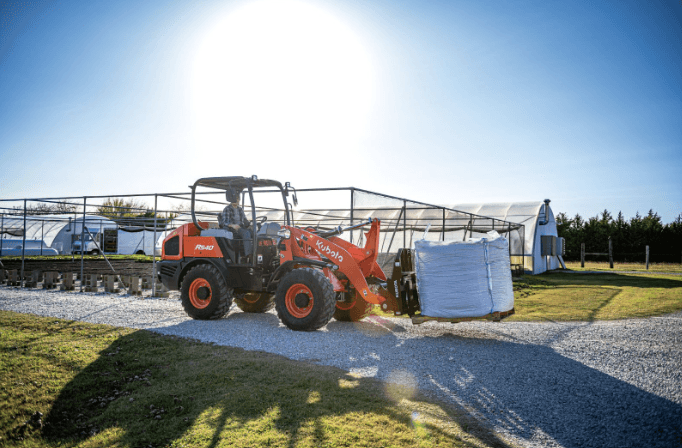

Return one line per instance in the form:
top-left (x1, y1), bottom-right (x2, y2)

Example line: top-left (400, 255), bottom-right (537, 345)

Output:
top-left (0, 185), bottom-right (526, 291)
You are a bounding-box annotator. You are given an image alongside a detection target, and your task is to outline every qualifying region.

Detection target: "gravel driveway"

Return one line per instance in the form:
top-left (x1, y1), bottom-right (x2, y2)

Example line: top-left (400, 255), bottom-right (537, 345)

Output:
top-left (1, 285), bottom-right (680, 448)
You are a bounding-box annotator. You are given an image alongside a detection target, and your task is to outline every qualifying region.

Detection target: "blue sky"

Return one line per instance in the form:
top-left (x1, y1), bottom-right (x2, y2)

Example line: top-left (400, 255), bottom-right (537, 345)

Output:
top-left (1, 0), bottom-right (680, 221)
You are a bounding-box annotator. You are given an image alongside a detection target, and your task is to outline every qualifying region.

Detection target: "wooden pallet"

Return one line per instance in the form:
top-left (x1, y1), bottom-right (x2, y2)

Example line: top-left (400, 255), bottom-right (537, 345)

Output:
top-left (410, 308), bottom-right (515, 325)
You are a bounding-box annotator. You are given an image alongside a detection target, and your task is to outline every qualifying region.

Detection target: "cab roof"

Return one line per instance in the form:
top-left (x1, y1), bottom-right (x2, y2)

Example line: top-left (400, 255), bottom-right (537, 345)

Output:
top-left (192, 176), bottom-right (284, 192)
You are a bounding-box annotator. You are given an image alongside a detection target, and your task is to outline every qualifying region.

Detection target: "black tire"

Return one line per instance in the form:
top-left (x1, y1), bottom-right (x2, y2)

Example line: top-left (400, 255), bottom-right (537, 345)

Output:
top-left (333, 292), bottom-right (373, 322)
top-left (181, 264), bottom-right (232, 320)
top-left (235, 292), bottom-right (275, 313)
top-left (275, 268), bottom-right (336, 331)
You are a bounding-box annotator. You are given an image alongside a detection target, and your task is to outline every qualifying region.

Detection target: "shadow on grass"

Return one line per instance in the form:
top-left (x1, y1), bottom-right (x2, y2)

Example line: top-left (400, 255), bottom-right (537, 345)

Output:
top-left (42, 329), bottom-right (514, 448)
top-left (537, 272), bottom-right (682, 289)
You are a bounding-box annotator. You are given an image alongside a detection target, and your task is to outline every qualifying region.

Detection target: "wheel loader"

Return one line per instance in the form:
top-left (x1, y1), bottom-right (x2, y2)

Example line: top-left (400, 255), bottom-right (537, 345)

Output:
top-left (157, 176), bottom-right (401, 331)
top-left (157, 175), bottom-right (513, 331)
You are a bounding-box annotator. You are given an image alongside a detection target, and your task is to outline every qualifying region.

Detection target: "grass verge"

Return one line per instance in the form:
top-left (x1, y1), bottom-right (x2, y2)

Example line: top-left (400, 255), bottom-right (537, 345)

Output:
top-left (508, 272), bottom-right (682, 321)
top-left (0, 310), bottom-right (513, 448)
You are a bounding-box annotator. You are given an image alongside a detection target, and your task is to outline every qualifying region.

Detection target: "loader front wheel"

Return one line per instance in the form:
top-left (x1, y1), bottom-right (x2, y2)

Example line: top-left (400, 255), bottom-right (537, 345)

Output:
top-left (181, 264), bottom-right (232, 320)
top-left (333, 292), bottom-right (373, 322)
top-left (235, 292), bottom-right (275, 313)
top-left (275, 268), bottom-right (335, 331)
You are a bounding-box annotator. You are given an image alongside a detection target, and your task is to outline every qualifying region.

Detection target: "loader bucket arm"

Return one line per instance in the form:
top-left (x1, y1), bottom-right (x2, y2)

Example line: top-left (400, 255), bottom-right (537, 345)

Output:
top-left (282, 224), bottom-right (384, 305)
top-left (328, 219), bottom-right (386, 281)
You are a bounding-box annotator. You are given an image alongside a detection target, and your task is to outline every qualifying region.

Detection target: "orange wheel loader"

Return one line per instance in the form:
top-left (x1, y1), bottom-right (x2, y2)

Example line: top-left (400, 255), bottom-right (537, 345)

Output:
top-left (157, 176), bottom-right (400, 331)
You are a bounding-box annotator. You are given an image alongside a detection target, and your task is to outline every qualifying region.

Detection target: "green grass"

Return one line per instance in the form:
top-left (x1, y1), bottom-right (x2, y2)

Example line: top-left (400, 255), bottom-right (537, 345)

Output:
top-left (564, 261), bottom-right (682, 273)
top-left (0, 311), bottom-right (514, 448)
top-left (507, 272), bottom-right (682, 321)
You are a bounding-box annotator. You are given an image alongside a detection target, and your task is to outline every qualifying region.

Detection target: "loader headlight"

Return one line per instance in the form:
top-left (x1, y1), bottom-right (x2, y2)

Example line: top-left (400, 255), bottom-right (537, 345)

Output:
top-left (277, 228), bottom-right (291, 239)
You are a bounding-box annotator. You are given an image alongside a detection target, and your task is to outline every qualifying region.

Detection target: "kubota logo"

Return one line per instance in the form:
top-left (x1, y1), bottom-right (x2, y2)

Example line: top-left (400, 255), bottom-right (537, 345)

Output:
top-left (195, 244), bottom-right (214, 251)
top-left (315, 240), bottom-right (343, 263)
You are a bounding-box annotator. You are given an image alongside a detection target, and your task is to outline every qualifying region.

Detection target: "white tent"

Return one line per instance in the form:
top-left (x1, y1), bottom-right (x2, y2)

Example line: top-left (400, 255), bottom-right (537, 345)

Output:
top-left (444, 200), bottom-right (562, 274)
top-left (0, 215), bottom-right (118, 255)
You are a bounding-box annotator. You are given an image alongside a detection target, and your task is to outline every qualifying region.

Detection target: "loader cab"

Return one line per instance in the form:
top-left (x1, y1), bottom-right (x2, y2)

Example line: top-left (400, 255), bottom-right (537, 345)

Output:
top-left (189, 175), bottom-right (296, 267)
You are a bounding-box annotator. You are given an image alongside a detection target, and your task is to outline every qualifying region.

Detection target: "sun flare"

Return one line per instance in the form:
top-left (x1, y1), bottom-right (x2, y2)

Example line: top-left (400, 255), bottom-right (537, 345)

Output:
top-left (192, 0), bottom-right (375, 158)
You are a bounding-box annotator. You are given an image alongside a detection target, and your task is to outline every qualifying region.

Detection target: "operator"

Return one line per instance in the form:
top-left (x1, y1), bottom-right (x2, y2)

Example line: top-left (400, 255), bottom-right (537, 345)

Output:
top-left (218, 188), bottom-right (253, 257)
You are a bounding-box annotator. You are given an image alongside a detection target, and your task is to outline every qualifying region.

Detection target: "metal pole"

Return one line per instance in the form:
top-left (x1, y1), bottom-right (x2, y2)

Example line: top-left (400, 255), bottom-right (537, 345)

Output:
top-left (80, 197), bottom-right (86, 292)
top-left (21, 200), bottom-right (27, 288)
top-left (349, 188), bottom-right (354, 245)
top-left (608, 237), bottom-right (613, 269)
top-left (1, 213), bottom-right (4, 257)
top-left (442, 208), bottom-right (445, 241)
top-left (581, 243), bottom-right (585, 268)
top-left (152, 194), bottom-right (158, 297)
top-left (646, 246), bottom-right (650, 270)
top-left (41, 221), bottom-right (44, 256)
top-left (403, 201), bottom-right (407, 249)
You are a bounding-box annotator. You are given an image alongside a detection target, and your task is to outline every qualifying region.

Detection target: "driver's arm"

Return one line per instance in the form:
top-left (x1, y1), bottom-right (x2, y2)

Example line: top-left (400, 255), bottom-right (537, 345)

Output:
top-left (241, 208), bottom-right (250, 229)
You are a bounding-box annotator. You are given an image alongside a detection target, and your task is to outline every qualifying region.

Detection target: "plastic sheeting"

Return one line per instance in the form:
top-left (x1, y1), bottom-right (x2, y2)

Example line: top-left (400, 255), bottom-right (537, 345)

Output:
top-left (414, 232), bottom-right (514, 318)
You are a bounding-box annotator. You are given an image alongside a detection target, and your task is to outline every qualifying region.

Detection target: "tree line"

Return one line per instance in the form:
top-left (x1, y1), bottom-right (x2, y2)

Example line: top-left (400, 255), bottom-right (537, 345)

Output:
top-left (556, 210), bottom-right (682, 263)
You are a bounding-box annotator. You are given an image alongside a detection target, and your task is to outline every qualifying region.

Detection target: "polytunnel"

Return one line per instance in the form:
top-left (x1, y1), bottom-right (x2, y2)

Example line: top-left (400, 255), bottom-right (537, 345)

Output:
top-left (0, 215), bottom-right (118, 256)
top-left (443, 200), bottom-right (561, 274)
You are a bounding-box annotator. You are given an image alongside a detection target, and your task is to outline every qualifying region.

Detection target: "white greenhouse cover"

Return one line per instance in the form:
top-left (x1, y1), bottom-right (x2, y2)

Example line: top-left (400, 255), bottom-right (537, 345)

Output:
top-left (0, 215), bottom-right (117, 247)
top-left (414, 232), bottom-right (514, 318)
top-left (444, 202), bottom-right (559, 274)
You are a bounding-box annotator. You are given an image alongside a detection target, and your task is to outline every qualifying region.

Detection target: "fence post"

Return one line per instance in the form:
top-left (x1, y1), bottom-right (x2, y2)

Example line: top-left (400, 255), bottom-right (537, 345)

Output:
top-left (581, 243), bottom-right (585, 268)
top-left (80, 197), bottom-right (86, 292)
top-left (21, 200), bottom-right (27, 288)
top-left (608, 237), bottom-right (613, 269)
top-left (152, 194), bottom-right (158, 297)
top-left (646, 246), bottom-right (650, 270)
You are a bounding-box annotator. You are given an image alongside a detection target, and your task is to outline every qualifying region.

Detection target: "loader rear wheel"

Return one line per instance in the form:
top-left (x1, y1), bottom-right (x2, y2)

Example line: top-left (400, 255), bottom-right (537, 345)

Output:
top-left (333, 292), bottom-right (373, 322)
top-left (235, 292), bottom-right (275, 313)
top-left (275, 268), bottom-right (335, 331)
top-left (181, 264), bottom-right (232, 320)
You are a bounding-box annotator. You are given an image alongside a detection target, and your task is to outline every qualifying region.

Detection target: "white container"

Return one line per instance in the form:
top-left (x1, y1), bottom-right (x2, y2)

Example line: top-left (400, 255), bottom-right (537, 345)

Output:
top-left (414, 232), bottom-right (514, 318)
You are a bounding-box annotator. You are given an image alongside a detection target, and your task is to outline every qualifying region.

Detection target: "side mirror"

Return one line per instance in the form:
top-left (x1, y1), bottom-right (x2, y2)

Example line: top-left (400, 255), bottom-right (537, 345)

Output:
top-left (285, 182), bottom-right (298, 206)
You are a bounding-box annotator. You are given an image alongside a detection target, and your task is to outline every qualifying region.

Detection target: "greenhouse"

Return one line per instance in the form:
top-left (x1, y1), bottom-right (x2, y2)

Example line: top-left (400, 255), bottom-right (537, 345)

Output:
top-left (443, 200), bottom-right (562, 274)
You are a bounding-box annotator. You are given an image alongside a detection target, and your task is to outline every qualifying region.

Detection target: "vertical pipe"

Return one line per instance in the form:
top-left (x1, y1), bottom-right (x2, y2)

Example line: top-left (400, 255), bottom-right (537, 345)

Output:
top-left (349, 188), bottom-right (354, 245)
top-left (608, 237), bottom-right (613, 269)
top-left (442, 208), bottom-right (445, 241)
top-left (403, 201), bottom-right (407, 249)
top-left (581, 243), bottom-right (585, 268)
top-left (80, 197), bottom-right (86, 292)
top-left (646, 246), bottom-right (650, 270)
top-left (152, 194), bottom-right (158, 297)
top-left (1, 213), bottom-right (4, 257)
top-left (41, 221), bottom-right (44, 255)
top-left (21, 200), bottom-right (27, 288)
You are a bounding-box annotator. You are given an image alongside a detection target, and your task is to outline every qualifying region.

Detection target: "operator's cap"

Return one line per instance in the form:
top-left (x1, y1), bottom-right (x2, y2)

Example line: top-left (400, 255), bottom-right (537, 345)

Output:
top-left (226, 188), bottom-right (241, 203)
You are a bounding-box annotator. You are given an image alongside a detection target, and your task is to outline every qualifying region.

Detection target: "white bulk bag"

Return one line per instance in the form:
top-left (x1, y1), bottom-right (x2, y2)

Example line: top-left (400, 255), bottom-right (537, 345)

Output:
top-left (414, 233), bottom-right (514, 318)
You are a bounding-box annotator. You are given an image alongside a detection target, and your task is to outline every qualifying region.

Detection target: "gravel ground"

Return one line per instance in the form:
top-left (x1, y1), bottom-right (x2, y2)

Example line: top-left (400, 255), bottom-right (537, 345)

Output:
top-left (1, 285), bottom-right (680, 448)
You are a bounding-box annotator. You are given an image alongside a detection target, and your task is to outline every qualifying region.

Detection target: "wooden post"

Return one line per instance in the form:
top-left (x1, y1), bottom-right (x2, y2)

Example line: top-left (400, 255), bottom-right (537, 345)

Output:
top-left (646, 246), bottom-right (650, 270)
top-left (608, 237), bottom-right (613, 269)
top-left (581, 243), bottom-right (585, 268)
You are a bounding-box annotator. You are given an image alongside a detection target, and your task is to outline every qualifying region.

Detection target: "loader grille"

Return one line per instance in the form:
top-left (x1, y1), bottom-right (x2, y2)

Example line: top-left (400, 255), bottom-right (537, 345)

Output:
top-left (165, 236), bottom-right (179, 256)
top-left (160, 264), bottom-right (177, 278)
